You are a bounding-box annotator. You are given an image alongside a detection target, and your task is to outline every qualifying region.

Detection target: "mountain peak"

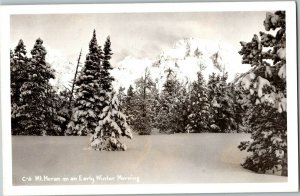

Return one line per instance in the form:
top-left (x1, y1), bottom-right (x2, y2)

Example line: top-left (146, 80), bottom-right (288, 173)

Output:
top-left (113, 38), bottom-right (250, 91)
top-left (47, 38), bottom-right (251, 92)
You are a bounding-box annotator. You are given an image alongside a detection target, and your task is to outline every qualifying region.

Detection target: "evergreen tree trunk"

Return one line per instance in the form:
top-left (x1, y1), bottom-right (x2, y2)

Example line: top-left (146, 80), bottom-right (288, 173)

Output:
top-left (69, 49), bottom-right (82, 110)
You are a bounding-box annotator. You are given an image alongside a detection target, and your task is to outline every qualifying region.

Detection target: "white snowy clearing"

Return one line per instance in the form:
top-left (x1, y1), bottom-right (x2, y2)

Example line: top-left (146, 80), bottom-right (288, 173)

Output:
top-left (12, 133), bottom-right (287, 185)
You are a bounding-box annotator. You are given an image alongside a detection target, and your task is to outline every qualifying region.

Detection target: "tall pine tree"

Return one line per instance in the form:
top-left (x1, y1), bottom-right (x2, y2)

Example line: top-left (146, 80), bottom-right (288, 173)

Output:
top-left (156, 68), bottom-right (181, 133)
top-left (132, 68), bottom-right (155, 135)
top-left (172, 82), bottom-right (190, 133)
top-left (67, 30), bottom-right (103, 136)
top-left (11, 40), bottom-right (28, 135)
top-left (54, 89), bottom-right (72, 135)
top-left (44, 84), bottom-right (63, 136)
top-left (90, 36), bottom-right (132, 151)
top-left (123, 85), bottom-right (135, 126)
top-left (18, 38), bottom-right (55, 135)
top-left (238, 11), bottom-right (287, 176)
top-left (186, 71), bottom-right (210, 133)
top-left (100, 36), bottom-right (114, 94)
top-left (207, 73), bottom-right (236, 133)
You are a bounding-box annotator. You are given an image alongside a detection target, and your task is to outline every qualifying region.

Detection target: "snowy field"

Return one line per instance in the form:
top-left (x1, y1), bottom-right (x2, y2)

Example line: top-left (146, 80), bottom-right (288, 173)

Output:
top-left (12, 133), bottom-right (287, 185)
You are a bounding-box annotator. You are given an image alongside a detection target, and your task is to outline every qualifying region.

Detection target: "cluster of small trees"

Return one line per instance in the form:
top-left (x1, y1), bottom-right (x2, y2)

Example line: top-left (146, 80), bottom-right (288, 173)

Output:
top-left (11, 30), bottom-right (132, 151)
top-left (66, 30), bottom-right (132, 151)
top-left (119, 68), bottom-right (245, 135)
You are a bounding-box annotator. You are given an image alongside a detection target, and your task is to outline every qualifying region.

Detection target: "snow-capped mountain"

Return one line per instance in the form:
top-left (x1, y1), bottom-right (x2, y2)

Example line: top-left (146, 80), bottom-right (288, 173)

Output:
top-left (111, 38), bottom-right (251, 90)
top-left (48, 38), bottom-right (251, 92)
top-left (46, 49), bottom-right (77, 92)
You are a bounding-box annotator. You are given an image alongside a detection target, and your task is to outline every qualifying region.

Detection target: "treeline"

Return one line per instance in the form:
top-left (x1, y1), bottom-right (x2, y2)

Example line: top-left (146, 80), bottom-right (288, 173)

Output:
top-left (10, 33), bottom-right (249, 136)
top-left (119, 69), bottom-right (248, 135)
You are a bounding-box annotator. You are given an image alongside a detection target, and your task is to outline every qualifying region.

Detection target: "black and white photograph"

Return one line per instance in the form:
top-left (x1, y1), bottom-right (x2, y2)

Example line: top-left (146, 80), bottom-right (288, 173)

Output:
top-left (1, 1), bottom-right (298, 195)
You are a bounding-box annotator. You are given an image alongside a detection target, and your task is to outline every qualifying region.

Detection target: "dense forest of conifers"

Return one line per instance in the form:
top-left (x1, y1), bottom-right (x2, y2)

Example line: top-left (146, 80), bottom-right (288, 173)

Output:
top-left (10, 35), bottom-right (249, 136)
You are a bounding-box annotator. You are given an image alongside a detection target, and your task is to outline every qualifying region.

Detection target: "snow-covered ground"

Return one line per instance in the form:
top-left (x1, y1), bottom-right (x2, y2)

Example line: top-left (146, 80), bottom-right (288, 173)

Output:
top-left (12, 133), bottom-right (287, 185)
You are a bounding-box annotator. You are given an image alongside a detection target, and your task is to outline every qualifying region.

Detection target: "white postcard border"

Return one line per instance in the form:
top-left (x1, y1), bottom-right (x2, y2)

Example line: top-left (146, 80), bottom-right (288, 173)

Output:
top-left (1, 1), bottom-right (298, 195)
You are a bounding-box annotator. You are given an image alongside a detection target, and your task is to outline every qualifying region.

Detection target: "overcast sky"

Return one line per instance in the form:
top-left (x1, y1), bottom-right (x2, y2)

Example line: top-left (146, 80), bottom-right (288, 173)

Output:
top-left (11, 11), bottom-right (266, 66)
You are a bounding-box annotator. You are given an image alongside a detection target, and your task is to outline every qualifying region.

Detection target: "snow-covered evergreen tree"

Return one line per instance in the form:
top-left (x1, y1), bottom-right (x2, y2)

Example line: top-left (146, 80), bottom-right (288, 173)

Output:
top-left (207, 73), bottom-right (236, 133)
top-left (150, 81), bottom-right (161, 127)
top-left (100, 36), bottom-right (114, 93)
top-left (53, 89), bottom-right (72, 135)
top-left (90, 91), bottom-right (133, 151)
top-left (156, 68), bottom-right (181, 133)
top-left (11, 40), bottom-right (29, 135)
top-left (239, 104), bottom-right (287, 175)
top-left (10, 49), bottom-right (17, 134)
top-left (66, 30), bottom-right (103, 136)
top-left (17, 38), bottom-right (55, 135)
top-left (123, 85), bottom-right (135, 126)
top-left (228, 83), bottom-right (247, 133)
top-left (172, 82), bottom-right (190, 133)
top-left (44, 84), bottom-right (64, 136)
top-left (186, 71), bottom-right (210, 133)
top-left (11, 40), bottom-right (28, 106)
top-left (90, 36), bottom-right (132, 151)
top-left (132, 68), bottom-right (155, 135)
top-left (238, 11), bottom-right (287, 176)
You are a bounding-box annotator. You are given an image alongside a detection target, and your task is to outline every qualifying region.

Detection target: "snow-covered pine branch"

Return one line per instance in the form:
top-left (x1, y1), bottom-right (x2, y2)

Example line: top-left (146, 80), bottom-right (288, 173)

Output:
top-left (238, 11), bottom-right (286, 113)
